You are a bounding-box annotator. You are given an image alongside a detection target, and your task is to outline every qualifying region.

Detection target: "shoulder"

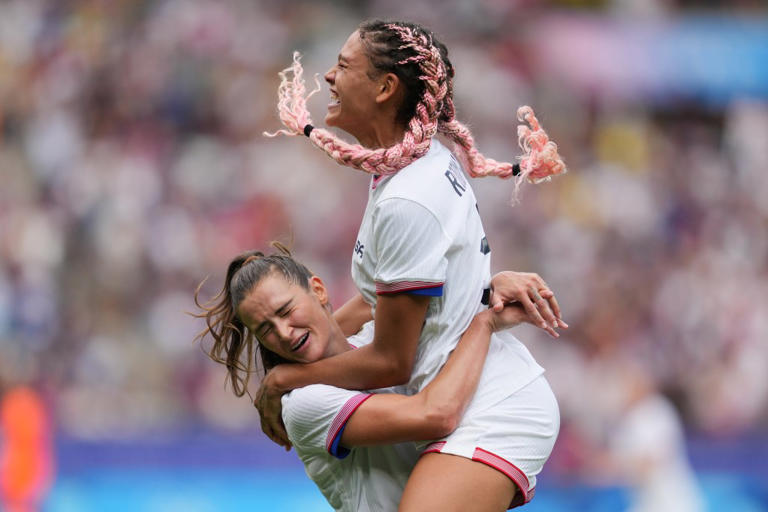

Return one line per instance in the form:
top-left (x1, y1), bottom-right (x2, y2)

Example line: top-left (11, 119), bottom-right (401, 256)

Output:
top-left (282, 383), bottom-right (356, 411)
top-left (377, 140), bottom-right (456, 201)
top-left (283, 384), bottom-right (372, 429)
top-left (282, 385), bottom-right (371, 452)
top-left (374, 140), bottom-right (473, 223)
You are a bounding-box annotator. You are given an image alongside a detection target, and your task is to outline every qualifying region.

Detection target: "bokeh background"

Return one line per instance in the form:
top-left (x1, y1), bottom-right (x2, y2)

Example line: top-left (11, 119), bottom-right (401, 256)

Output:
top-left (1, 0), bottom-right (767, 510)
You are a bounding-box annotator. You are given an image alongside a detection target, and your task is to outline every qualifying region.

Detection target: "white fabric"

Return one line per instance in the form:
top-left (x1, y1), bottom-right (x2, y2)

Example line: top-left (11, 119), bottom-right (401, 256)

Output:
top-left (282, 139), bottom-right (556, 510)
top-left (282, 385), bottom-right (419, 512)
top-left (281, 322), bottom-right (420, 512)
top-left (423, 375), bottom-right (560, 507)
top-left (372, 199), bottom-right (450, 291)
top-left (351, 139), bottom-right (544, 398)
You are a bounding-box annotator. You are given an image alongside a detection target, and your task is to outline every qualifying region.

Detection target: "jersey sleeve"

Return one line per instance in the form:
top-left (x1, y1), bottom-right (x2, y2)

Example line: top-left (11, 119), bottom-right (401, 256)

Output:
top-left (281, 384), bottom-right (372, 459)
top-left (371, 198), bottom-right (451, 296)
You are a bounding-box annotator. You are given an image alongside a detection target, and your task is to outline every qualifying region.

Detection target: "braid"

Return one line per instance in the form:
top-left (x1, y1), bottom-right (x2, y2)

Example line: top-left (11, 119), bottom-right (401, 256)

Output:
top-left (439, 106), bottom-right (566, 200)
top-left (264, 21), bottom-right (449, 176)
top-left (265, 20), bottom-right (566, 197)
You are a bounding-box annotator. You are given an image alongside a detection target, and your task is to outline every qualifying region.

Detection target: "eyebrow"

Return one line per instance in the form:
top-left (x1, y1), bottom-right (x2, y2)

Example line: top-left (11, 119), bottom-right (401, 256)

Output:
top-left (338, 53), bottom-right (348, 63)
top-left (254, 299), bottom-right (292, 335)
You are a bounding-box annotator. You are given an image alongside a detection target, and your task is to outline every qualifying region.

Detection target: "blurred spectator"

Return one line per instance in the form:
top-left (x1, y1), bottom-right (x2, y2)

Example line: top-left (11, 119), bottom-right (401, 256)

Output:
top-left (0, 385), bottom-right (53, 512)
top-left (607, 362), bottom-right (705, 512)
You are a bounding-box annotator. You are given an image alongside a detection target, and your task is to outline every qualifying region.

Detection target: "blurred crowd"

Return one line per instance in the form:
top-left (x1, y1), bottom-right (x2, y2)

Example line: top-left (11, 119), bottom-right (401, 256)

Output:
top-left (0, 0), bottom-right (766, 491)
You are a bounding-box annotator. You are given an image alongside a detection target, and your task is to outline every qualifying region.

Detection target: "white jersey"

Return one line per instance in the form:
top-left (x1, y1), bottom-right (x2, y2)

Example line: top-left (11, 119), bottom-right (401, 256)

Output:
top-left (281, 323), bottom-right (419, 512)
top-left (351, 139), bottom-right (543, 401)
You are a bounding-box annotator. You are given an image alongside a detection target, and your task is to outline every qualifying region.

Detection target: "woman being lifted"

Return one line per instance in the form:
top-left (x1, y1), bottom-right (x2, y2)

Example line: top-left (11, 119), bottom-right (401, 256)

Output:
top-left (259, 20), bottom-right (567, 510)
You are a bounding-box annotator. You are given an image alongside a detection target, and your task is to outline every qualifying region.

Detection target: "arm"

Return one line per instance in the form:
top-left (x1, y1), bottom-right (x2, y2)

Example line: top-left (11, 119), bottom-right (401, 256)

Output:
top-left (256, 293), bottom-right (429, 447)
top-left (333, 293), bottom-right (374, 337)
top-left (340, 304), bottom-right (527, 446)
top-left (257, 199), bottom-right (448, 445)
top-left (264, 293), bottom-right (428, 391)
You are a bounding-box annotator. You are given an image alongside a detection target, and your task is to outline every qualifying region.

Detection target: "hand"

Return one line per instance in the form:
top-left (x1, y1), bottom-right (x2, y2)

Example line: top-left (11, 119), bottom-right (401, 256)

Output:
top-left (485, 303), bottom-right (528, 333)
top-left (489, 271), bottom-right (568, 338)
top-left (254, 367), bottom-right (292, 450)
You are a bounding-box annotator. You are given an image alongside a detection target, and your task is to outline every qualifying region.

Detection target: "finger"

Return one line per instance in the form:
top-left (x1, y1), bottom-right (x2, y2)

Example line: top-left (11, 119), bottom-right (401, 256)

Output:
top-left (261, 418), bottom-right (279, 445)
top-left (273, 428), bottom-right (290, 448)
top-left (265, 419), bottom-right (290, 448)
top-left (534, 275), bottom-right (549, 292)
top-left (520, 294), bottom-right (548, 330)
top-left (546, 293), bottom-right (566, 326)
top-left (259, 409), bottom-right (285, 447)
top-left (488, 286), bottom-right (501, 312)
top-left (269, 415), bottom-right (290, 448)
top-left (543, 324), bottom-right (560, 339)
top-left (535, 280), bottom-right (559, 304)
top-left (530, 288), bottom-right (558, 327)
top-left (275, 423), bottom-right (292, 448)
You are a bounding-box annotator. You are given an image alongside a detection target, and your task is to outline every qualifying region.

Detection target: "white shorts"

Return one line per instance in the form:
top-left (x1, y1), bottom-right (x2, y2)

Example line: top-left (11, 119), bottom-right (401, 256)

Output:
top-left (421, 375), bottom-right (560, 509)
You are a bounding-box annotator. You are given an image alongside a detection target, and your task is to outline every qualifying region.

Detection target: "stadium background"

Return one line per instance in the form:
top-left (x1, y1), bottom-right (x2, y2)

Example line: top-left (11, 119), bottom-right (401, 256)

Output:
top-left (0, 0), bottom-right (766, 510)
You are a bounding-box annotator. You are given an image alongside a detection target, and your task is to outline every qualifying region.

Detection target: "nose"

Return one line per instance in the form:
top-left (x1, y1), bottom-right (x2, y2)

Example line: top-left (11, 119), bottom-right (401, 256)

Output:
top-left (274, 317), bottom-right (293, 342)
top-left (324, 66), bottom-right (335, 84)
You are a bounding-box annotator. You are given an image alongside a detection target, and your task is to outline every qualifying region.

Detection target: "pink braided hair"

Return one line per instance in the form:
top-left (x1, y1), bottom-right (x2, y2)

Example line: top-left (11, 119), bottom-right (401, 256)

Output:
top-left (264, 21), bottom-right (566, 200)
top-left (438, 105), bottom-right (566, 198)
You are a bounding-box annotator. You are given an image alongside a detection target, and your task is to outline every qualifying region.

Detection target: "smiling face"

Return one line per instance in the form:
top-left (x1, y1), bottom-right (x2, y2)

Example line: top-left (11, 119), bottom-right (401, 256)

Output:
top-left (237, 272), bottom-right (343, 364)
top-left (324, 30), bottom-right (383, 141)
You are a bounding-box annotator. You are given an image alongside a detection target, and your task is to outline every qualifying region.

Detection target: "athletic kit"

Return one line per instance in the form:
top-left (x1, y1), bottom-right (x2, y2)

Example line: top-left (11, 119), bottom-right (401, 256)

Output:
top-left (351, 139), bottom-right (559, 506)
top-left (282, 323), bottom-right (420, 512)
top-left (282, 140), bottom-right (559, 510)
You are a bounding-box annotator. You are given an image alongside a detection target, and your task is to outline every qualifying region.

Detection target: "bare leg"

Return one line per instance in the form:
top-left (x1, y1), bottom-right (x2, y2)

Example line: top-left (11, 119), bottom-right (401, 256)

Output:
top-left (399, 452), bottom-right (517, 512)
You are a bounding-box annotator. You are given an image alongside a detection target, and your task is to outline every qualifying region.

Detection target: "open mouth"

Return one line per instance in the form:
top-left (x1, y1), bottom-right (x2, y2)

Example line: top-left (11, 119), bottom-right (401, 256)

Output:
top-left (291, 332), bottom-right (309, 352)
top-left (328, 89), bottom-right (340, 107)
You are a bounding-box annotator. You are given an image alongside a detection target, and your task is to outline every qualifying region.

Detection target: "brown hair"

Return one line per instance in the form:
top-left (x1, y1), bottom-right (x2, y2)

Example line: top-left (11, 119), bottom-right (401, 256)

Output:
top-left (193, 243), bottom-right (314, 397)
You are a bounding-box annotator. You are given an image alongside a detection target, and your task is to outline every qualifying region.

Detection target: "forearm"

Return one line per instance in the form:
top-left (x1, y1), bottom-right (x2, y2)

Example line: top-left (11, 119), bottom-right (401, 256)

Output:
top-left (271, 341), bottom-right (409, 393)
top-left (333, 293), bottom-right (373, 337)
top-left (270, 293), bottom-right (429, 393)
top-left (340, 312), bottom-right (495, 446)
top-left (417, 311), bottom-right (494, 432)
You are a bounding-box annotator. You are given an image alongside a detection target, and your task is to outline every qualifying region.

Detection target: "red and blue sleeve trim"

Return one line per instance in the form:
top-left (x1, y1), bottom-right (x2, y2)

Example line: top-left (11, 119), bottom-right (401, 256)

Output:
top-left (375, 281), bottom-right (444, 296)
top-left (325, 394), bottom-right (372, 459)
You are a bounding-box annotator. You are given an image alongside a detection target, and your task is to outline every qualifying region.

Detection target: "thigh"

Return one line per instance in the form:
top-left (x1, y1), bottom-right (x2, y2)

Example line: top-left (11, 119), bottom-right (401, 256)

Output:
top-left (398, 452), bottom-right (517, 512)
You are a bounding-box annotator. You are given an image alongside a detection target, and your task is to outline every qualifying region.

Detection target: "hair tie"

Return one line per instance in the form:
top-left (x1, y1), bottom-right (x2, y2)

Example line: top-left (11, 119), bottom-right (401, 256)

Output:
top-left (303, 124), bottom-right (314, 137)
top-left (512, 163), bottom-right (521, 176)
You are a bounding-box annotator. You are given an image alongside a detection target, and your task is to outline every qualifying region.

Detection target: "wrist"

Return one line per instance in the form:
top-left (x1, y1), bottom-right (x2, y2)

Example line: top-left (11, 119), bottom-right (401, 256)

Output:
top-left (266, 364), bottom-right (294, 393)
top-left (472, 310), bottom-right (496, 335)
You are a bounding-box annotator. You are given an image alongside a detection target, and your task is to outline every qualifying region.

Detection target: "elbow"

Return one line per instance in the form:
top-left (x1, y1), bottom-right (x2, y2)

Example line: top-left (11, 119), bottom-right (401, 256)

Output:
top-left (390, 364), bottom-right (412, 386)
top-left (378, 357), bottom-right (412, 387)
top-left (422, 403), bottom-right (461, 439)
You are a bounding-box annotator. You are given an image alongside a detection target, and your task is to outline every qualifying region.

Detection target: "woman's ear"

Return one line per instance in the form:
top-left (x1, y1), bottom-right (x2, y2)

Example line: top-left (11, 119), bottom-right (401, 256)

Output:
top-left (375, 72), bottom-right (400, 104)
top-left (309, 276), bottom-right (329, 306)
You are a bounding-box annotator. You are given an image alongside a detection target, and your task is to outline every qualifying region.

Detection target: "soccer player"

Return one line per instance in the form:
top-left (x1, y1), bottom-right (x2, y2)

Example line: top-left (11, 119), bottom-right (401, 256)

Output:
top-left (258, 20), bottom-right (567, 509)
top-left (195, 247), bottom-right (559, 511)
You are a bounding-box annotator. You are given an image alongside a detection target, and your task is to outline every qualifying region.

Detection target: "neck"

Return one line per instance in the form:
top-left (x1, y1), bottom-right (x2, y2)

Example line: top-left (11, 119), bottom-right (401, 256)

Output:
top-left (356, 117), bottom-right (407, 150)
top-left (324, 318), bottom-right (354, 357)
